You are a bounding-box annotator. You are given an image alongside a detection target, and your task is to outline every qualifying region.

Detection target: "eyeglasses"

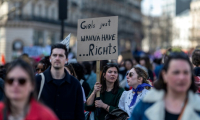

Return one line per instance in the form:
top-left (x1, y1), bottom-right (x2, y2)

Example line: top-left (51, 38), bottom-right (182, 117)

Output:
top-left (36, 68), bottom-right (45, 72)
top-left (6, 78), bottom-right (27, 86)
top-left (126, 72), bottom-right (134, 77)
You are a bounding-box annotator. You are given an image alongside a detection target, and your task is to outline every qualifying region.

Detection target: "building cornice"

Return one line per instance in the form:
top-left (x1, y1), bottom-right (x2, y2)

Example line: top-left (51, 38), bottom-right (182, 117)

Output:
top-left (0, 20), bottom-right (77, 33)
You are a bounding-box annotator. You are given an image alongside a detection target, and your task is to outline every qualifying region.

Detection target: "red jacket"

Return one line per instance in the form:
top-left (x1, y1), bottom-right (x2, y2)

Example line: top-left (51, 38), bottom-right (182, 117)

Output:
top-left (0, 99), bottom-right (58, 120)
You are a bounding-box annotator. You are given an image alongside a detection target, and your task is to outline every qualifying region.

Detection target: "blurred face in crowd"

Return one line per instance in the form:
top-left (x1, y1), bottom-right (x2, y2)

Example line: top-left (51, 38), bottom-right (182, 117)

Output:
top-left (36, 63), bottom-right (44, 74)
top-left (104, 67), bottom-right (118, 83)
top-left (5, 66), bottom-right (33, 101)
top-left (127, 68), bottom-right (142, 88)
top-left (125, 61), bottom-right (132, 70)
top-left (50, 48), bottom-right (67, 70)
top-left (140, 59), bottom-right (145, 66)
top-left (162, 59), bottom-right (191, 93)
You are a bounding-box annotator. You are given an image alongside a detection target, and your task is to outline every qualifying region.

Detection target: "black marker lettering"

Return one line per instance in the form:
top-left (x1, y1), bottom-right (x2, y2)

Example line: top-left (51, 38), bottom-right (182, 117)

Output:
top-left (97, 36), bottom-right (100, 41)
top-left (113, 46), bottom-right (116, 54)
top-left (95, 46), bottom-right (97, 55)
top-left (112, 34), bottom-right (116, 40)
top-left (108, 19), bottom-right (111, 26)
top-left (102, 34), bottom-right (106, 41)
top-left (81, 36), bottom-right (85, 41)
top-left (98, 47), bottom-right (102, 55)
top-left (89, 44), bottom-right (94, 56)
top-left (80, 21), bottom-right (86, 29)
top-left (108, 43), bottom-right (112, 54)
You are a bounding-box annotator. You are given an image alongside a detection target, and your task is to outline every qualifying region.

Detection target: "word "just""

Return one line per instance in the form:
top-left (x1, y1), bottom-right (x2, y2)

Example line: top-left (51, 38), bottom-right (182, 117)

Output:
top-left (80, 19), bottom-right (111, 29)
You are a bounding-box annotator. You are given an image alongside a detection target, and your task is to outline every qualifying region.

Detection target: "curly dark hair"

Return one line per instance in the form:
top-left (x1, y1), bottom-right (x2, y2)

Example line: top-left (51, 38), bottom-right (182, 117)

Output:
top-left (154, 52), bottom-right (197, 93)
top-left (192, 49), bottom-right (200, 67)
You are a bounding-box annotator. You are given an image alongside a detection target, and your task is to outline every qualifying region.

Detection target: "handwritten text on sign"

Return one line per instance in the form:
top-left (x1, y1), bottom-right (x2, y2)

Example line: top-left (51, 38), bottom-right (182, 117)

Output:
top-left (77, 16), bottom-right (118, 61)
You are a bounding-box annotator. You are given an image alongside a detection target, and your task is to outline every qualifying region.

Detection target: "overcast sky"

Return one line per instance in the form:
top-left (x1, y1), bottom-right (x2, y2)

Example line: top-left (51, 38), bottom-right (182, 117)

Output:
top-left (141, 0), bottom-right (162, 16)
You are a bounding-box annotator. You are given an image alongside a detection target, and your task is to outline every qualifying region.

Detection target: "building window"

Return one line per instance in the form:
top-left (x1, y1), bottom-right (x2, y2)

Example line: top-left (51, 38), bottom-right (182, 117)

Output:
top-left (38, 4), bottom-right (42, 17)
top-left (47, 32), bottom-right (56, 45)
top-left (32, 3), bottom-right (35, 16)
top-left (33, 30), bottom-right (44, 46)
top-left (45, 6), bottom-right (48, 18)
top-left (52, 8), bottom-right (55, 19)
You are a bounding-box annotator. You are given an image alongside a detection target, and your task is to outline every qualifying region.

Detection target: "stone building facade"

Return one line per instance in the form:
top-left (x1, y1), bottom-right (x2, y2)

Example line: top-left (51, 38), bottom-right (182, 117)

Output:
top-left (0, 0), bottom-right (143, 63)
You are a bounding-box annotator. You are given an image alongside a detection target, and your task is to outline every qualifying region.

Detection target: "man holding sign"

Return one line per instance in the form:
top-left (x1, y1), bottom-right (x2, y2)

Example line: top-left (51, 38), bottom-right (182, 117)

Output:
top-left (77, 16), bottom-right (124, 120)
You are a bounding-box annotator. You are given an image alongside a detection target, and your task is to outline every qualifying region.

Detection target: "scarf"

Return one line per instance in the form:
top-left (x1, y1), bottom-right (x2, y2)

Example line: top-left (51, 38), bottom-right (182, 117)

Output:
top-left (129, 83), bottom-right (152, 107)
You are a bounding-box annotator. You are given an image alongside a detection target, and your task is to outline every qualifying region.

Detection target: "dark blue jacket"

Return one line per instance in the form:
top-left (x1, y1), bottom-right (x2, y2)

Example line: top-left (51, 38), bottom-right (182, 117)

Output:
top-left (35, 67), bottom-right (85, 120)
top-left (0, 78), bottom-right (4, 101)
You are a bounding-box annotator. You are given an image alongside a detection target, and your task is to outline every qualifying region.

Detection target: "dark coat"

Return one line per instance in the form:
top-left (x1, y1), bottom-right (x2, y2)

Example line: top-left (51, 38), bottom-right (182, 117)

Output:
top-left (0, 78), bottom-right (4, 101)
top-left (35, 67), bottom-right (85, 120)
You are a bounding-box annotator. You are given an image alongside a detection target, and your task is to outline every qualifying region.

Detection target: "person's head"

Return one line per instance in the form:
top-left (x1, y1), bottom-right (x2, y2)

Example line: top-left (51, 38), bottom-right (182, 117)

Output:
top-left (154, 52), bottom-right (197, 93)
top-left (67, 63), bottom-right (85, 81)
top-left (124, 59), bottom-right (133, 70)
top-left (65, 63), bottom-right (81, 80)
top-left (163, 47), bottom-right (182, 64)
top-left (126, 67), bottom-right (151, 89)
top-left (35, 62), bottom-right (45, 74)
top-left (4, 59), bottom-right (36, 111)
top-left (100, 63), bottom-right (119, 94)
top-left (82, 61), bottom-right (92, 75)
top-left (50, 44), bottom-right (68, 70)
top-left (35, 56), bottom-right (51, 74)
top-left (140, 56), bottom-right (152, 70)
top-left (19, 53), bottom-right (31, 65)
top-left (192, 49), bottom-right (200, 67)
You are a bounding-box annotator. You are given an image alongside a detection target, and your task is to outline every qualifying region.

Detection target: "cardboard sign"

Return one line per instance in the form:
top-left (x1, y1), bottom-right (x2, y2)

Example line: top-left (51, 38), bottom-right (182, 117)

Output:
top-left (77, 16), bottom-right (118, 61)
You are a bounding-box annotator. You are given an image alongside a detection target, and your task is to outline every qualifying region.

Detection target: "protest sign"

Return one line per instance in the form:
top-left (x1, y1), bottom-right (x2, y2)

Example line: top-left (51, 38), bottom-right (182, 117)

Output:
top-left (77, 16), bottom-right (118, 61)
top-left (61, 33), bottom-right (71, 49)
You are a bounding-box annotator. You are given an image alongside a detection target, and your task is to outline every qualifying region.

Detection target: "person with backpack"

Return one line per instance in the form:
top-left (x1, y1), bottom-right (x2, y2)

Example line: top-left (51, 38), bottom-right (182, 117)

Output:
top-left (35, 44), bottom-right (85, 120)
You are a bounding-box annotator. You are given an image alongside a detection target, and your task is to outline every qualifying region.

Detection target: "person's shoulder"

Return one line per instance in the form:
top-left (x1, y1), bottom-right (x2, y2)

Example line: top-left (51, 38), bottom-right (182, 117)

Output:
top-left (118, 87), bottom-right (125, 94)
top-left (35, 74), bottom-right (42, 81)
top-left (120, 90), bottom-right (131, 98)
top-left (68, 75), bottom-right (82, 88)
top-left (143, 88), bottom-right (150, 93)
top-left (0, 78), bottom-right (4, 87)
top-left (30, 99), bottom-right (58, 120)
top-left (0, 102), bottom-right (4, 119)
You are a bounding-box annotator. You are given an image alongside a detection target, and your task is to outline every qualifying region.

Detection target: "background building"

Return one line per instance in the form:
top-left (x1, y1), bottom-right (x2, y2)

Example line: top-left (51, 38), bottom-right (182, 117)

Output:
top-left (142, 0), bottom-right (193, 52)
top-left (0, 0), bottom-right (143, 63)
top-left (190, 0), bottom-right (200, 48)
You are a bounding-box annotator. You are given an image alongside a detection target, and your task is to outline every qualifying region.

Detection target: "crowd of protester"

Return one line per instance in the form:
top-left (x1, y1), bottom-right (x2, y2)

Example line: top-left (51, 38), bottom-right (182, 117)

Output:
top-left (0, 43), bottom-right (200, 120)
